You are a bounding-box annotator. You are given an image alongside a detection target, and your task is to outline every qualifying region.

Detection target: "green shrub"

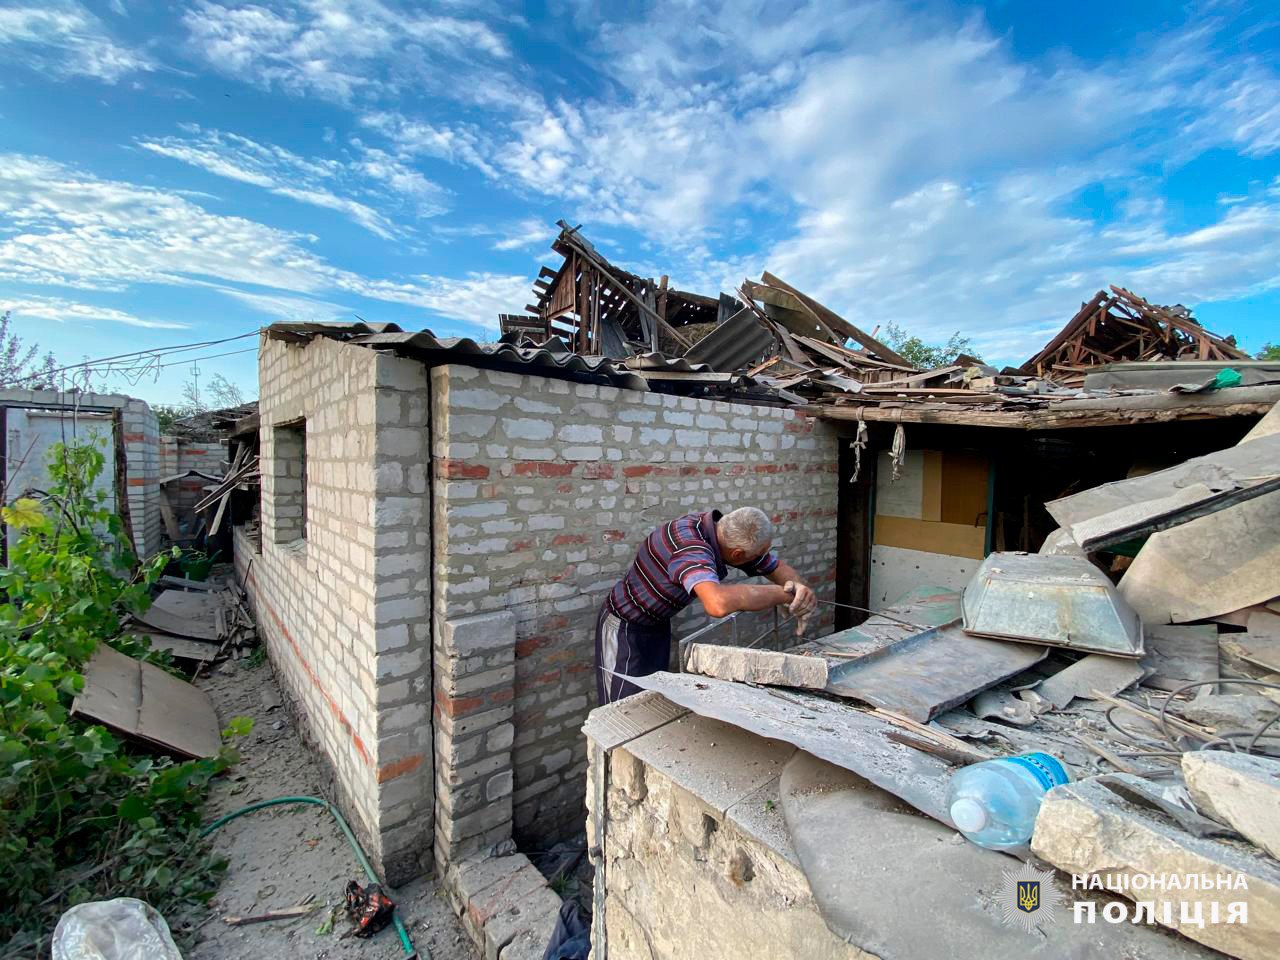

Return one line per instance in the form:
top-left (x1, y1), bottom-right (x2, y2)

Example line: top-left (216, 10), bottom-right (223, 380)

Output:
top-left (0, 442), bottom-right (247, 953)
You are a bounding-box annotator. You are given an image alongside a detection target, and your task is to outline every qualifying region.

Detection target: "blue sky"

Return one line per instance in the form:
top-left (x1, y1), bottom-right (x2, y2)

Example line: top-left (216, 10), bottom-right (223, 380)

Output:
top-left (0, 0), bottom-right (1277, 404)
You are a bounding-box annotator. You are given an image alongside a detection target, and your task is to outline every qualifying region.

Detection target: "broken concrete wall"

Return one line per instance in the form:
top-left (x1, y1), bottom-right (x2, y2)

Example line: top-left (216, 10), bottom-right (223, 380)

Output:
top-left (241, 336), bottom-right (434, 884)
top-left (0, 388), bottom-right (161, 559)
top-left (585, 725), bottom-right (862, 960)
top-left (429, 364), bottom-right (840, 855)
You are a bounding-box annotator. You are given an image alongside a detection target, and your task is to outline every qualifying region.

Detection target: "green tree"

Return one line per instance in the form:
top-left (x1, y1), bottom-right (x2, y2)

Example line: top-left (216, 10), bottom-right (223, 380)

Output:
top-left (1257, 343), bottom-right (1280, 361)
top-left (0, 310), bottom-right (58, 387)
top-left (882, 322), bottom-right (983, 370)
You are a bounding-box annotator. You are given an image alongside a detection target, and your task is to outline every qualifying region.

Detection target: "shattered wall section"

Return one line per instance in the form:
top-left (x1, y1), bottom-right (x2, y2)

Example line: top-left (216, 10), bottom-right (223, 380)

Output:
top-left (430, 364), bottom-right (840, 853)
top-left (243, 336), bottom-right (434, 884)
top-left (585, 735), bottom-right (863, 960)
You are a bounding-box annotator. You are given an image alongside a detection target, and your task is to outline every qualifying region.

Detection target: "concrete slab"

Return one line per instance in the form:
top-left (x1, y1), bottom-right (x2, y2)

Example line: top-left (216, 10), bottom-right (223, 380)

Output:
top-left (1183, 751), bottom-right (1280, 860)
top-left (466, 861), bottom-right (549, 932)
top-left (581, 690), bottom-right (688, 751)
top-left (622, 713), bottom-right (796, 816)
top-left (483, 886), bottom-right (560, 960)
top-left (1033, 775), bottom-right (1280, 959)
top-left (447, 852), bottom-right (527, 918)
top-left (724, 776), bottom-right (797, 866)
top-left (781, 752), bottom-right (1218, 959)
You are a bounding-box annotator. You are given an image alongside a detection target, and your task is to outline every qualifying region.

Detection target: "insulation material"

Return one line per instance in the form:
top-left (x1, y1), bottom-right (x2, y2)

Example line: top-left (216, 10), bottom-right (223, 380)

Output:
top-left (872, 447), bottom-right (988, 562)
top-left (875, 450), bottom-right (923, 518)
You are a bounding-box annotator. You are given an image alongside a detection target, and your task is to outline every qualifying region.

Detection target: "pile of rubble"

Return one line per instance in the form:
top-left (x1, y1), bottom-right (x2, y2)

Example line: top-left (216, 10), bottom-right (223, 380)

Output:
top-left (633, 402), bottom-right (1280, 959)
top-left (488, 223), bottom-right (1280, 419)
top-left (124, 576), bottom-right (260, 670)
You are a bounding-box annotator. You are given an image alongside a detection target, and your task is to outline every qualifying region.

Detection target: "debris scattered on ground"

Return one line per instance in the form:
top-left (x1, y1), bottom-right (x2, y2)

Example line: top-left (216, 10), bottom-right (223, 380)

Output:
top-left (72, 642), bottom-right (221, 759)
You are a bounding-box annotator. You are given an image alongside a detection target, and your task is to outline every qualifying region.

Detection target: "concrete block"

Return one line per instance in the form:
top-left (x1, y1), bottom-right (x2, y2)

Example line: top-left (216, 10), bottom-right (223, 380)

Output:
top-left (686, 643), bottom-right (828, 690)
top-left (440, 797), bottom-right (513, 842)
top-left (440, 611), bottom-right (517, 658)
top-left (1032, 775), bottom-right (1280, 959)
top-left (467, 860), bottom-right (552, 933)
top-left (1183, 752), bottom-right (1280, 859)
top-left (488, 887), bottom-right (560, 960)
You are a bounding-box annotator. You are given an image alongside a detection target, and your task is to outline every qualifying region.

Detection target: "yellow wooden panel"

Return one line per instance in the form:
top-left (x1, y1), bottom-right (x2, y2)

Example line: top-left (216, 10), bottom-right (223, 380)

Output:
top-left (922, 450), bottom-right (943, 522)
top-left (872, 515), bottom-right (987, 560)
top-left (940, 451), bottom-right (989, 527)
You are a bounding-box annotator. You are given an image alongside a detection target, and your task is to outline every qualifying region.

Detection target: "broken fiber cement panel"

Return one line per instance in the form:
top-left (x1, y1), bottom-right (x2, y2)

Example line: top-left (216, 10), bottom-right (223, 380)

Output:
top-left (1031, 775), bottom-right (1280, 960)
top-left (622, 670), bottom-right (957, 825)
top-left (72, 642), bottom-right (221, 759)
top-left (1118, 489), bottom-right (1280, 624)
top-left (780, 751), bottom-right (1219, 960)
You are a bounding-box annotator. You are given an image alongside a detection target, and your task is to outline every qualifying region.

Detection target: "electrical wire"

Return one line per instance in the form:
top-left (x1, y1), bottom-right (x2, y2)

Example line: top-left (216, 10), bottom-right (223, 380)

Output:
top-left (1, 330), bottom-right (261, 388)
top-left (1099, 678), bottom-right (1280, 760)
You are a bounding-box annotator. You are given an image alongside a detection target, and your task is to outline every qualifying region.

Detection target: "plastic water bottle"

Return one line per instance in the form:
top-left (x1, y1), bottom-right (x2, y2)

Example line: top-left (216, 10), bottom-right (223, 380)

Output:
top-left (946, 752), bottom-right (1071, 850)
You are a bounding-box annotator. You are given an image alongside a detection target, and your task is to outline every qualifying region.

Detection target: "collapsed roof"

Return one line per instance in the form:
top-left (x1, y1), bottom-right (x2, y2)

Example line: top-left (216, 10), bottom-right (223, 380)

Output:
top-left (1024, 285), bottom-right (1250, 386)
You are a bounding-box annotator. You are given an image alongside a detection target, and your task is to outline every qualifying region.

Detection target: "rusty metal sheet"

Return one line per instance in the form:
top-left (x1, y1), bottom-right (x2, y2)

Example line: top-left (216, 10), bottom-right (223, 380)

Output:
top-left (962, 552), bottom-right (1144, 657)
top-left (72, 643), bottom-right (221, 758)
top-left (824, 621), bottom-right (1047, 722)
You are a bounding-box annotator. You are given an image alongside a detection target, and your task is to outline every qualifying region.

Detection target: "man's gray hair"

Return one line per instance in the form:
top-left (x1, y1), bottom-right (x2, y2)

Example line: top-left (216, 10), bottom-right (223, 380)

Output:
top-left (717, 507), bottom-right (774, 554)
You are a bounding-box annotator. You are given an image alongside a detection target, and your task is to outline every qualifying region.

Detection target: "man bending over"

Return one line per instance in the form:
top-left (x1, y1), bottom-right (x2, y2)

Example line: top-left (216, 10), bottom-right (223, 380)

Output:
top-left (595, 506), bottom-right (817, 704)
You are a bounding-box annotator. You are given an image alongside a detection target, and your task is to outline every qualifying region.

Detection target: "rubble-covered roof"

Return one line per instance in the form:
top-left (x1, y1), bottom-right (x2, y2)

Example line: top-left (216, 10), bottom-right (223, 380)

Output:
top-left (268, 225), bottom-right (1278, 427)
top-left (1024, 285), bottom-right (1250, 385)
top-left (165, 402), bottom-right (257, 440)
top-left (262, 320), bottom-right (778, 402)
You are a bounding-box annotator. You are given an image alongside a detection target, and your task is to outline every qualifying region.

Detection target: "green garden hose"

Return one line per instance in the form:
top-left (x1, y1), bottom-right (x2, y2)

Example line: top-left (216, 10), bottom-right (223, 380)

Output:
top-left (200, 795), bottom-right (422, 959)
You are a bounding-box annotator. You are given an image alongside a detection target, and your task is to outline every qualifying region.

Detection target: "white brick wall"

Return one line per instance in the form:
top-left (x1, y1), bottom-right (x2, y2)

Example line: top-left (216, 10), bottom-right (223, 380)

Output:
top-left (244, 336), bottom-right (433, 884)
top-left (0, 388), bottom-right (160, 559)
top-left (430, 364), bottom-right (840, 849)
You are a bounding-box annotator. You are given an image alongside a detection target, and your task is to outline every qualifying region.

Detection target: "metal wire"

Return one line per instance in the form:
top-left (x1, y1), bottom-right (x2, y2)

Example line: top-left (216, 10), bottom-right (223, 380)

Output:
top-left (812, 597), bottom-right (930, 631)
top-left (1155, 679), bottom-right (1280, 757)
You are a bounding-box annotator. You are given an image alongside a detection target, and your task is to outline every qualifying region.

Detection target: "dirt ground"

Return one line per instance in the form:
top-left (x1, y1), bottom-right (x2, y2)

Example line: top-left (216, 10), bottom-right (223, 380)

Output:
top-left (184, 656), bottom-right (477, 960)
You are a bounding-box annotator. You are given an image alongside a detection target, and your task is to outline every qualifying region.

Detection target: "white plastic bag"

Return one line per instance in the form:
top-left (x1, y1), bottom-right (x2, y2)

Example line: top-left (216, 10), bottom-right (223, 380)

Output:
top-left (51, 898), bottom-right (184, 960)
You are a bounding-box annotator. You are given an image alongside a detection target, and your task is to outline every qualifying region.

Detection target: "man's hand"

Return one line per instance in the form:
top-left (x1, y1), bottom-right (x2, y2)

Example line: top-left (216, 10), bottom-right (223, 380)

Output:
top-left (783, 581), bottom-right (817, 617)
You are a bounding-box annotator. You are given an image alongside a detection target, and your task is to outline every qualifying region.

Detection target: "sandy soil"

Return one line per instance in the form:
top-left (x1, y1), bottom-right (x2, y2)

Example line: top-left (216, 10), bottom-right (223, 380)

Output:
top-left (185, 657), bottom-right (477, 960)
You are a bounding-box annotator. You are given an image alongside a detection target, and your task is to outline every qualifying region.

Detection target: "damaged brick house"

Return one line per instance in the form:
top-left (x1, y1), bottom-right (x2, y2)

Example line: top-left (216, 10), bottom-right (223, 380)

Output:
top-left (229, 323), bottom-right (840, 885)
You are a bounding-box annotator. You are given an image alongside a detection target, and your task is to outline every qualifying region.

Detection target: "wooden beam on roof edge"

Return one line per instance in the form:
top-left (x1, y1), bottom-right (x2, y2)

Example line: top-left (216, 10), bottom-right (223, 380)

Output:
top-left (760, 271), bottom-right (914, 367)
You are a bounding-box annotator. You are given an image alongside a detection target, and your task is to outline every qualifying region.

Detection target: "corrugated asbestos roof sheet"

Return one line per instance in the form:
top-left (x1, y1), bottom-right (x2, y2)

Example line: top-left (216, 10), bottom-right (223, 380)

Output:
top-left (263, 321), bottom-right (729, 393)
top-left (681, 308), bottom-right (775, 373)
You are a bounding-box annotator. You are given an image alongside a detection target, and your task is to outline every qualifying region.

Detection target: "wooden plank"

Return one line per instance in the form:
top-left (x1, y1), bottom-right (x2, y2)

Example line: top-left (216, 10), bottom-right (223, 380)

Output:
top-left (73, 643), bottom-right (221, 759)
top-left (760, 272), bottom-right (914, 367)
top-left (872, 515), bottom-right (986, 560)
top-left (940, 451), bottom-right (990, 527)
top-left (159, 492), bottom-right (181, 541)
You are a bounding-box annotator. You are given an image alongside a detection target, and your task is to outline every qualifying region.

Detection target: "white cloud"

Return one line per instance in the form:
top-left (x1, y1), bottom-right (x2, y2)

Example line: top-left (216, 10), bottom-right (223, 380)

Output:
top-left (182, 0), bottom-right (510, 104)
top-left (0, 2), bottom-right (153, 82)
top-left (459, 2), bottom-right (1280, 361)
top-left (205, 285), bottom-right (350, 321)
top-left (0, 154), bottom-right (526, 331)
top-left (491, 217), bottom-right (550, 252)
top-left (3, 295), bottom-right (189, 329)
top-left (335, 273), bottom-right (530, 331)
top-left (137, 127), bottom-right (447, 237)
